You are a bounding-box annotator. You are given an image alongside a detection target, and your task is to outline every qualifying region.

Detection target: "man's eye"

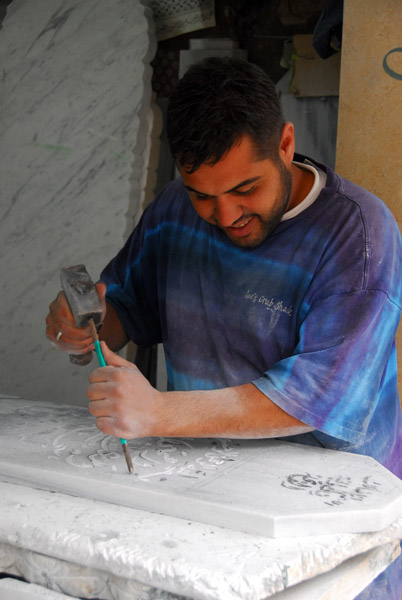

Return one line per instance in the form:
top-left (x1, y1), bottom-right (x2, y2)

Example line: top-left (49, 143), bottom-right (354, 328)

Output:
top-left (195, 194), bottom-right (211, 201)
top-left (235, 186), bottom-right (256, 196)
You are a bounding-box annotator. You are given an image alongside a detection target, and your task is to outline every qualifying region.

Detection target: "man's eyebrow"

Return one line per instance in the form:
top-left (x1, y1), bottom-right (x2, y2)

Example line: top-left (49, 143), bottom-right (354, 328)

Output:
top-left (184, 176), bottom-right (262, 197)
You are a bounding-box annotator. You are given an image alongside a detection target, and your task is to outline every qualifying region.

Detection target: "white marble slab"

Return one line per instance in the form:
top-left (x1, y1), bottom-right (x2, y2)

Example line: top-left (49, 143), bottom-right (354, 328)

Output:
top-left (0, 481), bottom-right (401, 599)
top-left (1, 396), bottom-right (401, 539)
top-left (0, 579), bottom-right (74, 600)
top-left (0, 0), bottom-right (156, 406)
top-left (274, 541), bottom-right (401, 600)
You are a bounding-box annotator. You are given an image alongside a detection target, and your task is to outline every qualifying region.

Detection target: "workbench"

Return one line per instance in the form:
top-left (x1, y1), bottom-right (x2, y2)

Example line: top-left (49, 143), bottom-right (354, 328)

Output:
top-left (0, 395), bottom-right (401, 599)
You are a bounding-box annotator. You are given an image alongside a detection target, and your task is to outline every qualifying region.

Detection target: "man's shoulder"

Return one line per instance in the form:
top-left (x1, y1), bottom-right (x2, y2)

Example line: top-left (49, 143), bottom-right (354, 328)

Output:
top-left (153, 177), bottom-right (188, 209)
top-left (318, 164), bottom-right (402, 299)
top-left (143, 177), bottom-right (196, 223)
top-left (296, 156), bottom-right (399, 241)
top-left (331, 174), bottom-right (402, 256)
top-left (297, 155), bottom-right (392, 215)
top-left (336, 174), bottom-right (390, 214)
top-left (309, 157), bottom-right (396, 225)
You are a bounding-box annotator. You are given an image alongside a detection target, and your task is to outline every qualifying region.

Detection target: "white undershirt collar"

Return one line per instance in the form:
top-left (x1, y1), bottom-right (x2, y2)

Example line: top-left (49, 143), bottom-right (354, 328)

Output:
top-left (281, 161), bottom-right (327, 221)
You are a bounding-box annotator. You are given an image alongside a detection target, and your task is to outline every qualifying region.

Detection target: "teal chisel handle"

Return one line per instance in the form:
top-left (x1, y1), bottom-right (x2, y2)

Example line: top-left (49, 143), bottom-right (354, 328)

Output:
top-left (94, 339), bottom-right (107, 367)
top-left (93, 338), bottom-right (133, 474)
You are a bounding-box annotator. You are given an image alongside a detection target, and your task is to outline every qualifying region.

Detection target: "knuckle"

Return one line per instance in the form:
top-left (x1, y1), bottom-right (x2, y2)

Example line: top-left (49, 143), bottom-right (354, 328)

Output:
top-left (95, 417), bottom-right (108, 434)
top-left (111, 391), bottom-right (124, 410)
top-left (115, 416), bottom-right (129, 436)
top-left (112, 370), bottom-right (128, 389)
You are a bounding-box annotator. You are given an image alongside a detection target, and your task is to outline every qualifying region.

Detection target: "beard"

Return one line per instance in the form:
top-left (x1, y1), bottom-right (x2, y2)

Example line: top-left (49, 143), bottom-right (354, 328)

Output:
top-left (228, 162), bottom-right (292, 248)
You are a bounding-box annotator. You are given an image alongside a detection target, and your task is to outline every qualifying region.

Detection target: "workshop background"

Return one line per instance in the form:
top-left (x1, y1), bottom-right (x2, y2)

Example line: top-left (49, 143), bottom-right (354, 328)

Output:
top-left (0, 0), bottom-right (400, 405)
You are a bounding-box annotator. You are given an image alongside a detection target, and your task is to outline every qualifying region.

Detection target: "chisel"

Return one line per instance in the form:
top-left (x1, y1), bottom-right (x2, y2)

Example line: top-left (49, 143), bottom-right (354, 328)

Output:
top-left (60, 265), bottom-right (134, 474)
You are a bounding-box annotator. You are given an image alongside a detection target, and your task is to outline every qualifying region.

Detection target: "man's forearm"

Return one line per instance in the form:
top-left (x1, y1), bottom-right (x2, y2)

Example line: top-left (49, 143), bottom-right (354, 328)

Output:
top-left (99, 302), bottom-right (129, 352)
top-left (87, 346), bottom-right (314, 440)
top-left (152, 383), bottom-right (314, 439)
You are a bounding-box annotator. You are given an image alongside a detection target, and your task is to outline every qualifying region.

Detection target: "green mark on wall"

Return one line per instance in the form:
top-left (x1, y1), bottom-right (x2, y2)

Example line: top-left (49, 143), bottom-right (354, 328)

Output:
top-left (383, 48), bottom-right (402, 81)
top-left (43, 144), bottom-right (72, 154)
top-left (27, 142), bottom-right (72, 154)
top-left (27, 140), bottom-right (129, 163)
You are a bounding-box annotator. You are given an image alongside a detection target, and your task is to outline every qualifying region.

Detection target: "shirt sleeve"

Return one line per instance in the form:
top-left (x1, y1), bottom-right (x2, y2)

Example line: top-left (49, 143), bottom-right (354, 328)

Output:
top-left (253, 288), bottom-right (400, 443)
top-left (100, 207), bottom-right (163, 347)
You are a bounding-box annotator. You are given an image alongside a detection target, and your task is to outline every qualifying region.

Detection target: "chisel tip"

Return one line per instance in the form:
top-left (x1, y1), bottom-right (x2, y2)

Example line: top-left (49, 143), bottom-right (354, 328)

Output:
top-left (121, 441), bottom-right (134, 474)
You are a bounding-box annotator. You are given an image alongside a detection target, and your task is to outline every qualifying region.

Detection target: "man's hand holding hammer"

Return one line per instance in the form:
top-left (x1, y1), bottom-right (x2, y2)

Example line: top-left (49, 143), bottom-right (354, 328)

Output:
top-left (46, 282), bottom-right (107, 356)
top-left (46, 282), bottom-right (131, 356)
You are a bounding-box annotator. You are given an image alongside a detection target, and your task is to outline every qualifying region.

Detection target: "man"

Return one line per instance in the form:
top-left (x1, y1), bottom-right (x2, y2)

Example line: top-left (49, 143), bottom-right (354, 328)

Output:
top-left (47, 58), bottom-right (402, 597)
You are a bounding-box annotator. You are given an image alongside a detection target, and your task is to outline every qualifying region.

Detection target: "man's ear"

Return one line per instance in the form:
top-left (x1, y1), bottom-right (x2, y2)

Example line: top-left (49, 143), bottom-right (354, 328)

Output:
top-left (278, 122), bottom-right (295, 166)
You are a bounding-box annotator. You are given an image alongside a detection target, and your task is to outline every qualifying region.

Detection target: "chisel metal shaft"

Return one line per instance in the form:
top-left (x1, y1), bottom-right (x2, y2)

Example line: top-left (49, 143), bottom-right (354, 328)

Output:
top-left (88, 318), bottom-right (134, 474)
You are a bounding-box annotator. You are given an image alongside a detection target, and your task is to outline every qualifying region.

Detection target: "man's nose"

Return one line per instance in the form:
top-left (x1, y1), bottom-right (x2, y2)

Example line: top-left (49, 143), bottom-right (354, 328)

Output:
top-left (214, 197), bottom-right (242, 227)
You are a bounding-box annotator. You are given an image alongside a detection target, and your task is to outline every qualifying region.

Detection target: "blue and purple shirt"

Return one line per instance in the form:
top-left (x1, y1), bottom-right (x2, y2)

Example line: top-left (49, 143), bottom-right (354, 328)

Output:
top-left (101, 156), bottom-right (402, 480)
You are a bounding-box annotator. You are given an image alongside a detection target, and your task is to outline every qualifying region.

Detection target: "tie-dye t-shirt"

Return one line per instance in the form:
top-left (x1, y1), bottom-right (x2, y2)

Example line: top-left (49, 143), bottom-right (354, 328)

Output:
top-left (101, 157), bottom-right (402, 479)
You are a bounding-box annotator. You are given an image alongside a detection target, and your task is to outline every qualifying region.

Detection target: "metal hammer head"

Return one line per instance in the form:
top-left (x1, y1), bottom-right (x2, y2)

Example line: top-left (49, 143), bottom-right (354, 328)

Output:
top-left (60, 265), bottom-right (103, 365)
top-left (61, 265), bottom-right (103, 327)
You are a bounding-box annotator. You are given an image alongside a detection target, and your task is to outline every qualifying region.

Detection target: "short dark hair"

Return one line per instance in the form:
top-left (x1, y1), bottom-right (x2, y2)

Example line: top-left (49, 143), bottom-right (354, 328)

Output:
top-left (166, 57), bottom-right (285, 173)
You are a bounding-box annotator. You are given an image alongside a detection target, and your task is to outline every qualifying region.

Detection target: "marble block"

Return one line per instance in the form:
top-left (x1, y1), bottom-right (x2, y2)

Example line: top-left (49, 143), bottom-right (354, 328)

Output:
top-left (0, 478), bottom-right (401, 599)
top-left (0, 0), bottom-right (156, 406)
top-left (0, 396), bottom-right (401, 539)
top-left (274, 541), bottom-right (401, 599)
top-left (0, 578), bottom-right (74, 600)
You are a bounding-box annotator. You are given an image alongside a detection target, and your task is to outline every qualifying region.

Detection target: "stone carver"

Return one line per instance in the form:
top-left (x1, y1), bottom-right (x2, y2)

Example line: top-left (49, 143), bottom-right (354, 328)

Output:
top-left (46, 57), bottom-right (402, 597)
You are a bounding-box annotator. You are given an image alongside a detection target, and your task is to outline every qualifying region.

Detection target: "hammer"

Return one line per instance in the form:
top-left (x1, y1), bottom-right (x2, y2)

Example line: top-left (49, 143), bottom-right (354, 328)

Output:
top-left (60, 264), bottom-right (103, 366)
top-left (60, 264), bottom-right (133, 474)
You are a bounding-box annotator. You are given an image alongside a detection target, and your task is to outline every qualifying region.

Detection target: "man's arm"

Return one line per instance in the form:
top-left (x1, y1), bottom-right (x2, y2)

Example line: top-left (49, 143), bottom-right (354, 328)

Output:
top-left (98, 302), bottom-right (129, 351)
top-left (87, 342), bottom-right (314, 439)
top-left (47, 289), bottom-right (312, 439)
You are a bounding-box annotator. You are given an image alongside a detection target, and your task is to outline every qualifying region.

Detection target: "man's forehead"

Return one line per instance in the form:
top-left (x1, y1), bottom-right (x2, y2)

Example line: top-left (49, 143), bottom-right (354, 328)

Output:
top-left (179, 137), bottom-right (278, 197)
top-left (184, 176), bottom-right (263, 198)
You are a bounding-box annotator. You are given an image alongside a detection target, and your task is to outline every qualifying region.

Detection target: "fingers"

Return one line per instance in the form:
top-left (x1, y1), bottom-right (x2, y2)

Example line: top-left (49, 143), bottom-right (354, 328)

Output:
top-left (46, 320), bottom-right (93, 353)
top-left (95, 281), bottom-right (107, 311)
top-left (87, 343), bottom-right (139, 384)
top-left (93, 416), bottom-right (121, 437)
top-left (88, 366), bottom-right (116, 386)
top-left (99, 342), bottom-right (134, 368)
top-left (46, 284), bottom-right (108, 354)
top-left (87, 380), bottom-right (134, 439)
top-left (45, 290), bottom-right (94, 353)
top-left (87, 390), bottom-right (123, 437)
top-left (45, 318), bottom-right (94, 353)
top-left (86, 354), bottom-right (148, 439)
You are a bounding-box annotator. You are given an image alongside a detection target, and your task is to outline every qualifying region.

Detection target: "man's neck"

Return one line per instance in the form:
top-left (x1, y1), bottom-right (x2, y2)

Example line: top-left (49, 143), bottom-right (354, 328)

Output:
top-left (287, 162), bottom-right (315, 211)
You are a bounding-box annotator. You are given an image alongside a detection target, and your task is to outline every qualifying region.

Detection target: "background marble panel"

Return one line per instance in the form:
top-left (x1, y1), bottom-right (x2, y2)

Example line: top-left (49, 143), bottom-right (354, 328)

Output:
top-left (0, 0), bottom-right (156, 405)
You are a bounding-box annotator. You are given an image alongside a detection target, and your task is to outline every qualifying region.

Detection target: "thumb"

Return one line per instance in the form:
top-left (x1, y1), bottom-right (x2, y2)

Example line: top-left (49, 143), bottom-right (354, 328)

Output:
top-left (95, 281), bottom-right (107, 320)
top-left (99, 341), bottom-right (133, 368)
